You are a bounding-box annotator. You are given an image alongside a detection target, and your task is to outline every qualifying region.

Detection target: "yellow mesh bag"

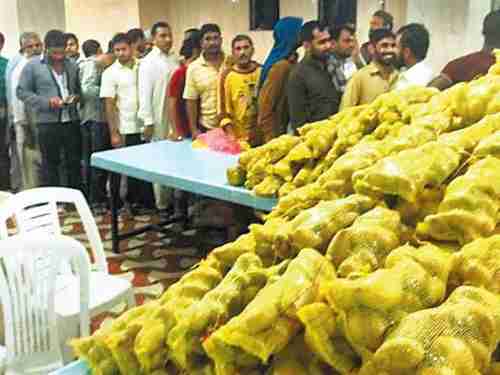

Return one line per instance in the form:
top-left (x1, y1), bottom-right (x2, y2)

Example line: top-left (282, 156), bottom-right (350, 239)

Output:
top-left (253, 175), bottom-right (284, 198)
top-left (353, 142), bottom-right (461, 203)
top-left (366, 286), bottom-right (500, 375)
top-left (326, 207), bottom-right (402, 277)
top-left (167, 253), bottom-right (268, 372)
top-left (274, 195), bottom-right (375, 258)
top-left (323, 244), bottom-right (453, 361)
top-left (418, 156), bottom-right (500, 244)
top-left (473, 130), bottom-right (500, 160)
top-left (203, 249), bottom-right (336, 372)
top-left (449, 234), bottom-right (500, 293)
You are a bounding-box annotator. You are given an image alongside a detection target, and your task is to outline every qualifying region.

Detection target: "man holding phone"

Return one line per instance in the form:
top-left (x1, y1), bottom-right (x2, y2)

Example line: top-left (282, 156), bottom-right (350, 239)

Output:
top-left (17, 29), bottom-right (82, 190)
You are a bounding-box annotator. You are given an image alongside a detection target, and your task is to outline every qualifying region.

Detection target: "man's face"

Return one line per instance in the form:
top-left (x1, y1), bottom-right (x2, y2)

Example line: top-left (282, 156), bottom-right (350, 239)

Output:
top-left (65, 37), bottom-right (79, 57)
top-left (154, 27), bottom-right (173, 54)
top-left (113, 42), bottom-right (133, 64)
top-left (232, 39), bottom-right (254, 67)
top-left (334, 29), bottom-right (356, 58)
top-left (370, 16), bottom-right (385, 31)
top-left (373, 36), bottom-right (397, 66)
top-left (23, 37), bottom-right (43, 58)
top-left (47, 47), bottom-right (66, 63)
top-left (308, 28), bottom-right (332, 62)
top-left (201, 31), bottom-right (222, 55)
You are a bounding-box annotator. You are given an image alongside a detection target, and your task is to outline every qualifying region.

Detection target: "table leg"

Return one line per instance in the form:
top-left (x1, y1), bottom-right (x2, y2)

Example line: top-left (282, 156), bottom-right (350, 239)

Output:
top-left (110, 172), bottom-right (120, 253)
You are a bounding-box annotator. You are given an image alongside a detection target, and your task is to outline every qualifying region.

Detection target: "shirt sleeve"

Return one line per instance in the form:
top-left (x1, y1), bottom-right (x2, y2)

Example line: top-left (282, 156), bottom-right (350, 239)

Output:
top-left (80, 61), bottom-right (101, 100)
top-left (217, 68), bottom-right (233, 127)
top-left (258, 62), bottom-right (287, 140)
top-left (99, 69), bottom-right (116, 99)
top-left (183, 64), bottom-right (200, 100)
top-left (11, 64), bottom-right (26, 124)
top-left (138, 59), bottom-right (155, 126)
top-left (340, 71), bottom-right (362, 110)
top-left (441, 59), bottom-right (460, 84)
top-left (17, 62), bottom-right (51, 113)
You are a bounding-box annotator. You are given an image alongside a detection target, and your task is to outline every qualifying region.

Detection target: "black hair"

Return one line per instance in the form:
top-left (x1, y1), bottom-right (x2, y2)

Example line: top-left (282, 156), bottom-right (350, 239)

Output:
top-left (127, 28), bottom-right (145, 43)
top-left (300, 21), bottom-right (328, 43)
top-left (397, 23), bottom-right (430, 61)
top-left (483, 9), bottom-right (500, 42)
top-left (151, 21), bottom-right (170, 37)
top-left (231, 34), bottom-right (253, 48)
top-left (111, 33), bottom-right (131, 48)
top-left (0, 32), bottom-right (4, 46)
top-left (200, 24), bottom-right (221, 40)
top-left (180, 37), bottom-right (200, 59)
top-left (373, 10), bottom-right (394, 31)
top-left (64, 32), bottom-right (79, 45)
top-left (369, 28), bottom-right (395, 45)
top-left (185, 28), bottom-right (199, 36)
top-left (44, 29), bottom-right (66, 49)
top-left (331, 23), bottom-right (356, 41)
top-left (82, 39), bottom-right (101, 58)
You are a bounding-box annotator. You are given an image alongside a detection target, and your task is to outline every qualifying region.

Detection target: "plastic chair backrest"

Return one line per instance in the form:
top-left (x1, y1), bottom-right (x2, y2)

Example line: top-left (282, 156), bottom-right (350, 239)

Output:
top-left (0, 234), bottom-right (91, 374)
top-left (0, 188), bottom-right (108, 274)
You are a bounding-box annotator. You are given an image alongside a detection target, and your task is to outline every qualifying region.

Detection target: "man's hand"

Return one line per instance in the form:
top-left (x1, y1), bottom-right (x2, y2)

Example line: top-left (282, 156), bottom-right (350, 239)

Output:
top-left (111, 131), bottom-right (123, 148)
top-left (143, 125), bottom-right (154, 142)
top-left (49, 97), bottom-right (64, 109)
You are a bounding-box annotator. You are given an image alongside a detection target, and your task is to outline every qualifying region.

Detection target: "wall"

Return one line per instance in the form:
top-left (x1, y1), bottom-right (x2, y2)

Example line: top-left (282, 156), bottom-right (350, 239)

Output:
top-left (0, 0), bottom-right (21, 57)
top-left (406, 0), bottom-right (491, 75)
top-left (138, 0), bottom-right (317, 63)
top-left (17, 0), bottom-right (66, 38)
top-left (65, 0), bottom-right (141, 52)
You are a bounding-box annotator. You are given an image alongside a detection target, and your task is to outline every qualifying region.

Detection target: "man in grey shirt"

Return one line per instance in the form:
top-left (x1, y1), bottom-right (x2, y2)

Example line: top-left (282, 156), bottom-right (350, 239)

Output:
top-left (17, 29), bottom-right (82, 190)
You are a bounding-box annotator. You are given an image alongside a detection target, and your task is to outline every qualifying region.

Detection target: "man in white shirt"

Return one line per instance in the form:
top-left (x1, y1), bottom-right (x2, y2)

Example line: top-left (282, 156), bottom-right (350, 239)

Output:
top-left (138, 21), bottom-right (179, 211)
top-left (393, 23), bottom-right (433, 91)
top-left (100, 33), bottom-right (155, 215)
top-left (10, 32), bottom-right (43, 189)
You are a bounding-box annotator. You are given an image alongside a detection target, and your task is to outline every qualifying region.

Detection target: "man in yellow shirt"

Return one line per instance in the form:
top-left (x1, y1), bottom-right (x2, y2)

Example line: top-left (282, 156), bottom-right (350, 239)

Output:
top-left (217, 35), bottom-right (261, 144)
top-left (340, 28), bottom-right (399, 109)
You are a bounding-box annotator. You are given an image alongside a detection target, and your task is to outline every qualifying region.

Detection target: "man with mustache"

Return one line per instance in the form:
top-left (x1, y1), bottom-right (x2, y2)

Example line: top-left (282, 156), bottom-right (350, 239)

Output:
top-left (184, 23), bottom-right (225, 139)
top-left (340, 28), bottom-right (399, 109)
top-left (217, 35), bottom-right (261, 144)
top-left (287, 21), bottom-right (341, 132)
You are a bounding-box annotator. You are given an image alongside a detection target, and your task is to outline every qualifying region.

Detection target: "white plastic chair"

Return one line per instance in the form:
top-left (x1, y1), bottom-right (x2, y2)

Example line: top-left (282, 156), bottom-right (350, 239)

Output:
top-left (0, 188), bottom-right (136, 362)
top-left (0, 234), bottom-right (91, 375)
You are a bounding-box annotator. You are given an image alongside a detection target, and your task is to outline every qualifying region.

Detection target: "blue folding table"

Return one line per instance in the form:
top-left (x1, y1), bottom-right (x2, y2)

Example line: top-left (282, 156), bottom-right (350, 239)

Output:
top-left (91, 140), bottom-right (276, 253)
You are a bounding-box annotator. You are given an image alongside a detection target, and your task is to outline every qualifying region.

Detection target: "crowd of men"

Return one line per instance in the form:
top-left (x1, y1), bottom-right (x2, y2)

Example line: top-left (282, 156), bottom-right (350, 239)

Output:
top-left (1, 8), bottom-right (500, 218)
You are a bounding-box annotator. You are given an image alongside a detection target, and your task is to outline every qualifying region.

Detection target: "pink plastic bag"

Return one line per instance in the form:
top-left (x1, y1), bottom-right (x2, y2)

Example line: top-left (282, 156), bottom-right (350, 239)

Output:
top-left (196, 128), bottom-right (242, 155)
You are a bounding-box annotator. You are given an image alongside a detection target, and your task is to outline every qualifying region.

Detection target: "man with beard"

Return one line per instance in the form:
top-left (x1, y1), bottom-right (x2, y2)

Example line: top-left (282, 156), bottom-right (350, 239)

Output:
top-left (217, 35), bottom-right (261, 144)
top-left (360, 10), bottom-right (394, 65)
top-left (184, 23), bottom-right (225, 139)
top-left (327, 23), bottom-right (363, 94)
top-left (287, 21), bottom-right (340, 132)
top-left (64, 33), bottom-right (81, 64)
top-left (17, 29), bottom-right (82, 190)
top-left (10, 32), bottom-right (44, 190)
top-left (393, 23), bottom-right (433, 90)
top-left (340, 28), bottom-right (399, 109)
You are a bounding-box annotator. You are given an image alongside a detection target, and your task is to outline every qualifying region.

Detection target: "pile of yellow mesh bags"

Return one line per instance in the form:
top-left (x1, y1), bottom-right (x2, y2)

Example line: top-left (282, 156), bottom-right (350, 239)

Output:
top-left (72, 54), bottom-right (500, 374)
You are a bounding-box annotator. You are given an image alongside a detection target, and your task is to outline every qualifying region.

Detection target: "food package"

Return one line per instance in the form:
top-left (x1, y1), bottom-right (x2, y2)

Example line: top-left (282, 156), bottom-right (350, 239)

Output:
top-left (394, 186), bottom-right (445, 226)
top-left (249, 218), bottom-right (287, 266)
top-left (253, 175), bottom-right (284, 197)
top-left (448, 234), bottom-right (500, 293)
top-left (167, 253), bottom-right (268, 371)
top-left (303, 123), bottom-right (337, 159)
top-left (323, 244), bottom-right (453, 361)
top-left (326, 207), bottom-right (402, 277)
top-left (266, 334), bottom-right (326, 375)
top-left (292, 160), bottom-right (316, 188)
top-left (266, 183), bottom-right (332, 221)
top-left (438, 113), bottom-right (500, 153)
top-left (132, 260), bottom-right (223, 374)
top-left (274, 195), bottom-right (375, 258)
top-left (298, 303), bottom-right (360, 374)
top-left (473, 130), bottom-right (500, 160)
top-left (418, 156), bottom-right (500, 244)
top-left (365, 286), bottom-right (500, 375)
top-left (353, 142), bottom-right (461, 203)
top-left (208, 233), bottom-right (257, 273)
top-left (203, 249), bottom-right (336, 373)
top-left (227, 165), bottom-right (246, 186)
